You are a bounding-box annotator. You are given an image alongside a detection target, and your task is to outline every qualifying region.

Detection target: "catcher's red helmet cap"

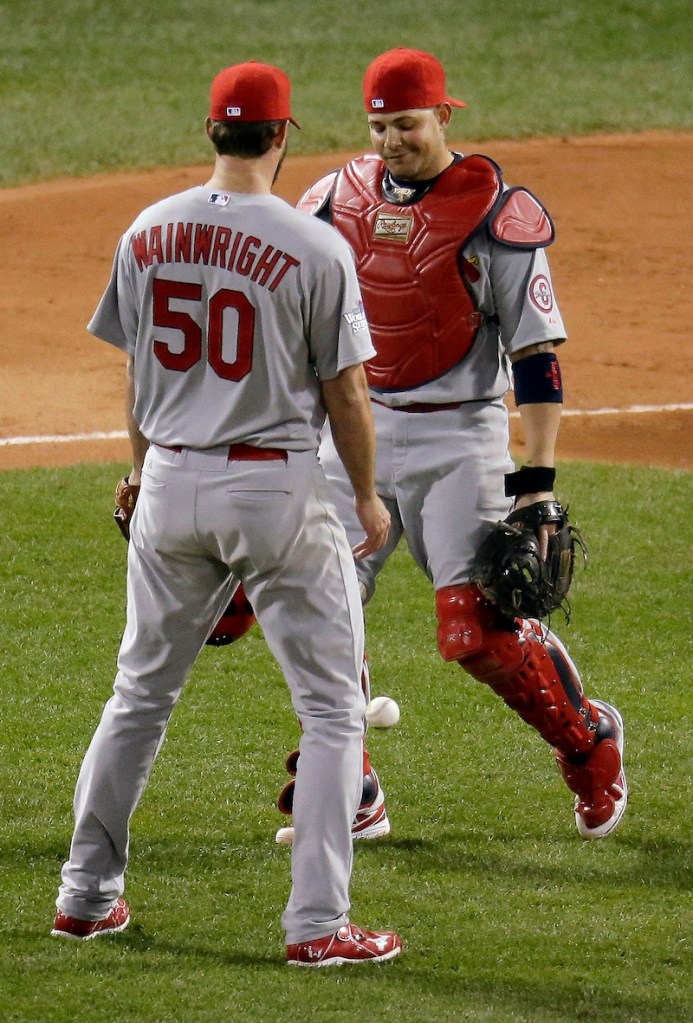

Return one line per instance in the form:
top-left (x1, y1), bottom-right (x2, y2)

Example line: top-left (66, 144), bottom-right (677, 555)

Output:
top-left (363, 48), bottom-right (466, 114)
top-left (210, 61), bottom-right (301, 128)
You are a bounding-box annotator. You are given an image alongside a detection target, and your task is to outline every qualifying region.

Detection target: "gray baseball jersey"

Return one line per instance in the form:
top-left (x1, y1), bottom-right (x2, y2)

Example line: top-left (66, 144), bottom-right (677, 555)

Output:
top-left (372, 233), bottom-right (566, 406)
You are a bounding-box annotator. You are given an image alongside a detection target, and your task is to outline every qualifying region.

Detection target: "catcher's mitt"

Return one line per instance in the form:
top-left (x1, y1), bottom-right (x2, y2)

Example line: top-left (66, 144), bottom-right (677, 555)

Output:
top-left (471, 500), bottom-right (587, 621)
top-left (114, 476), bottom-right (141, 542)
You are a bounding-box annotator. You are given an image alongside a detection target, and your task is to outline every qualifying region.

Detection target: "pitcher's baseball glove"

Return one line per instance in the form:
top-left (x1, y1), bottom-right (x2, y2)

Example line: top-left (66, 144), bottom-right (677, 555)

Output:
top-left (471, 500), bottom-right (587, 621)
top-left (114, 476), bottom-right (140, 542)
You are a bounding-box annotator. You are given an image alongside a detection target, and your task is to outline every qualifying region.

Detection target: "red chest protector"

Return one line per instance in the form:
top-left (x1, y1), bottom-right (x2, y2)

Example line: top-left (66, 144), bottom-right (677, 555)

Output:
top-left (330, 154), bottom-right (502, 390)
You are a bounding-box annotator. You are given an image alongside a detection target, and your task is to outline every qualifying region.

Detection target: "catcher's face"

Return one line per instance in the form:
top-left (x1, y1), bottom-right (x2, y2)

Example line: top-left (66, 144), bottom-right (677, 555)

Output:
top-left (367, 105), bottom-right (453, 181)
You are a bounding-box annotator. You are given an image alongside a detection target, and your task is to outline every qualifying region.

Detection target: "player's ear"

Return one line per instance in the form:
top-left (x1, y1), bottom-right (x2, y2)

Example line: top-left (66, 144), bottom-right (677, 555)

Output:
top-left (274, 121), bottom-right (289, 149)
top-left (204, 117), bottom-right (214, 139)
top-left (435, 103), bottom-right (452, 130)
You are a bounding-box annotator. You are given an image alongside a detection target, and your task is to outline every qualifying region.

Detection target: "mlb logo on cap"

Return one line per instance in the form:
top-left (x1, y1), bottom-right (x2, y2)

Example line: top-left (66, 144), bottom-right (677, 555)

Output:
top-left (363, 47), bottom-right (466, 114)
top-left (209, 61), bottom-right (301, 128)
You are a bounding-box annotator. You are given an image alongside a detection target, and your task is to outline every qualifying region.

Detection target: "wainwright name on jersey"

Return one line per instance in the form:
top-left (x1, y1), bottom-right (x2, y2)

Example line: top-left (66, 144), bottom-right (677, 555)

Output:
top-left (89, 186), bottom-right (375, 450)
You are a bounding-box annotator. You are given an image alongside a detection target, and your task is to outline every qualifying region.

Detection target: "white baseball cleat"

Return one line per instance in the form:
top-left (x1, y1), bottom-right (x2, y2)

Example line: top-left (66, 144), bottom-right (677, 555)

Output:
top-left (275, 768), bottom-right (390, 845)
top-left (351, 772), bottom-right (391, 839)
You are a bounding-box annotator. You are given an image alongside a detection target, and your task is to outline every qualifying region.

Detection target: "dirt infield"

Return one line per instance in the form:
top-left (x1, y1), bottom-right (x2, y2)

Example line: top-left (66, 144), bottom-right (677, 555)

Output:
top-left (1, 131), bottom-right (691, 472)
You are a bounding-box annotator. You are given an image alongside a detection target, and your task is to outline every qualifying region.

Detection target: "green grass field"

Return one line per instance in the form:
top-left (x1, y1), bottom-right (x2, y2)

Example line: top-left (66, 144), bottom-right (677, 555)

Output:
top-left (1, 462), bottom-right (691, 1022)
top-left (2, 2), bottom-right (692, 1020)
top-left (1, 0), bottom-right (691, 185)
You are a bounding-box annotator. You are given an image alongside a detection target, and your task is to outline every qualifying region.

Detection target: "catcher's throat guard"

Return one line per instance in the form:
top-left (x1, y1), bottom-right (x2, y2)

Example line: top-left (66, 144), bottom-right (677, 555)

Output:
top-left (471, 500), bottom-right (587, 621)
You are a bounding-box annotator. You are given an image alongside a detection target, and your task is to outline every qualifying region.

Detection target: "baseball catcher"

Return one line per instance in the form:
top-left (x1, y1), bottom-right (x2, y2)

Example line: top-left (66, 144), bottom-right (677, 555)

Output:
top-left (113, 475), bottom-right (255, 645)
top-left (471, 500), bottom-right (587, 621)
top-left (287, 45), bottom-right (627, 845)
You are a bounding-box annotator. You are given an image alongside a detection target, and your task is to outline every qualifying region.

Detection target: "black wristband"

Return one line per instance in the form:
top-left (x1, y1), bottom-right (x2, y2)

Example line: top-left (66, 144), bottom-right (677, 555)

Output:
top-left (504, 465), bottom-right (556, 497)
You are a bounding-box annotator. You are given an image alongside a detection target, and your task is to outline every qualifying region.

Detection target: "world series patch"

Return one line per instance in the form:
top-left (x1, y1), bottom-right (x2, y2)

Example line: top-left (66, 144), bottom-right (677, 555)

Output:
top-left (343, 300), bottom-right (368, 334)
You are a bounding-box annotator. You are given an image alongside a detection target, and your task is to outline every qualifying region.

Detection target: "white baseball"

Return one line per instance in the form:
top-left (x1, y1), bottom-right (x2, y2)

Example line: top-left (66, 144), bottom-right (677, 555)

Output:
top-left (275, 826), bottom-right (294, 845)
top-left (365, 696), bottom-right (400, 728)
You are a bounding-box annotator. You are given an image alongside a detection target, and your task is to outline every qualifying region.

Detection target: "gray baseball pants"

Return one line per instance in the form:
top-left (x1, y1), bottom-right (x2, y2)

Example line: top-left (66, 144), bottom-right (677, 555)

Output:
top-left (56, 444), bottom-right (366, 944)
top-left (319, 397), bottom-right (514, 600)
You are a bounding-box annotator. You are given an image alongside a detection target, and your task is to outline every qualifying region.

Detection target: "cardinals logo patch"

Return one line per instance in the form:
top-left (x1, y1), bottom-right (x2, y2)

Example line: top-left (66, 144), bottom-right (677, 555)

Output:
top-left (529, 273), bottom-right (553, 312)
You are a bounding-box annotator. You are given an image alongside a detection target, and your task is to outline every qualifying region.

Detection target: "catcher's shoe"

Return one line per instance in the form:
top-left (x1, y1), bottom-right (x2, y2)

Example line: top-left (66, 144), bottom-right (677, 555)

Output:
top-left (352, 769), bottom-right (391, 840)
top-left (277, 767), bottom-right (390, 843)
top-left (556, 700), bottom-right (627, 840)
top-left (51, 898), bottom-right (130, 940)
top-left (287, 922), bottom-right (403, 967)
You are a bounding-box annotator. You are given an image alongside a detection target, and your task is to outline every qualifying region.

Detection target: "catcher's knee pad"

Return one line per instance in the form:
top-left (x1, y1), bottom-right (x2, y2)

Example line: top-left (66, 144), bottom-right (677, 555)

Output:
top-left (436, 583), bottom-right (515, 662)
top-left (435, 584), bottom-right (599, 758)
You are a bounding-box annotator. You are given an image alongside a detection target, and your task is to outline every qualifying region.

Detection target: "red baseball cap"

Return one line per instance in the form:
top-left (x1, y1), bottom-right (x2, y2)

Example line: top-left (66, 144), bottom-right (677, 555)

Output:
top-left (209, 61), bottom-right (300, 128)
top-left (363, 48), bottom-right (466, 114)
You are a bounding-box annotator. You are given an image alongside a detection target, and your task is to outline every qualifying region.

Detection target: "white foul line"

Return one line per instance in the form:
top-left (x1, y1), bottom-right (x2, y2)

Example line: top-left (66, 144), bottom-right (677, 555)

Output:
top-left (0, 403), bottom-right (691, 448)
top-left (508, 402), bottom-right (693, 419)
top-left (0, 430), bottom-right (128, 448)
top-left (544, 402), bottom-right (693, 418)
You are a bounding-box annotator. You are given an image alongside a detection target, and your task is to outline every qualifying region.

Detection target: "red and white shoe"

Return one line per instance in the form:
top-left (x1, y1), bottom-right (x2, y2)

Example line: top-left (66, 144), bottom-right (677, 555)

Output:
top-left (276, 767), bottom-right (390, 845)
top-left (352, 770), bottom-right (390, 840)
top-left (287, 922), bottom-right (403, 967)
top-left (51, 898), bottom-right (130, 940)
top-left (556, 700), bottom-right (627, 839)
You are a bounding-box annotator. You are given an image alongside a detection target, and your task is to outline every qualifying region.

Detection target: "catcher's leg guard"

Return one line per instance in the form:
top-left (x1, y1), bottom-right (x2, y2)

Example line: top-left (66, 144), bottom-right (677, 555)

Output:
top-left (555, 700), bottom-right (627, 839)
top-left (206, 584), bottom-right (256, 646)
top-left (436, 583), bottom-right (598, 756)
top-left (435, 584), bottom-right (625, 835)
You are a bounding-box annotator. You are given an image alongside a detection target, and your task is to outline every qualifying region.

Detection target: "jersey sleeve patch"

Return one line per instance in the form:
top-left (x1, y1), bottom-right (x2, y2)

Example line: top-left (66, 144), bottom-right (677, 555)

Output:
top-left (490, 187), bottom-right (555, 249)
top-left (529, 273), bottom-right (554, 313)
top-left (343, 300), bottom-right (368, 334)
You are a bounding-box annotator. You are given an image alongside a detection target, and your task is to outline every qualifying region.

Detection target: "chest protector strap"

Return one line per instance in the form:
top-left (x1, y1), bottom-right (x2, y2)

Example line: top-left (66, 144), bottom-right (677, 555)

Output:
top-left (328, 154), bottom-right (502, 391)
